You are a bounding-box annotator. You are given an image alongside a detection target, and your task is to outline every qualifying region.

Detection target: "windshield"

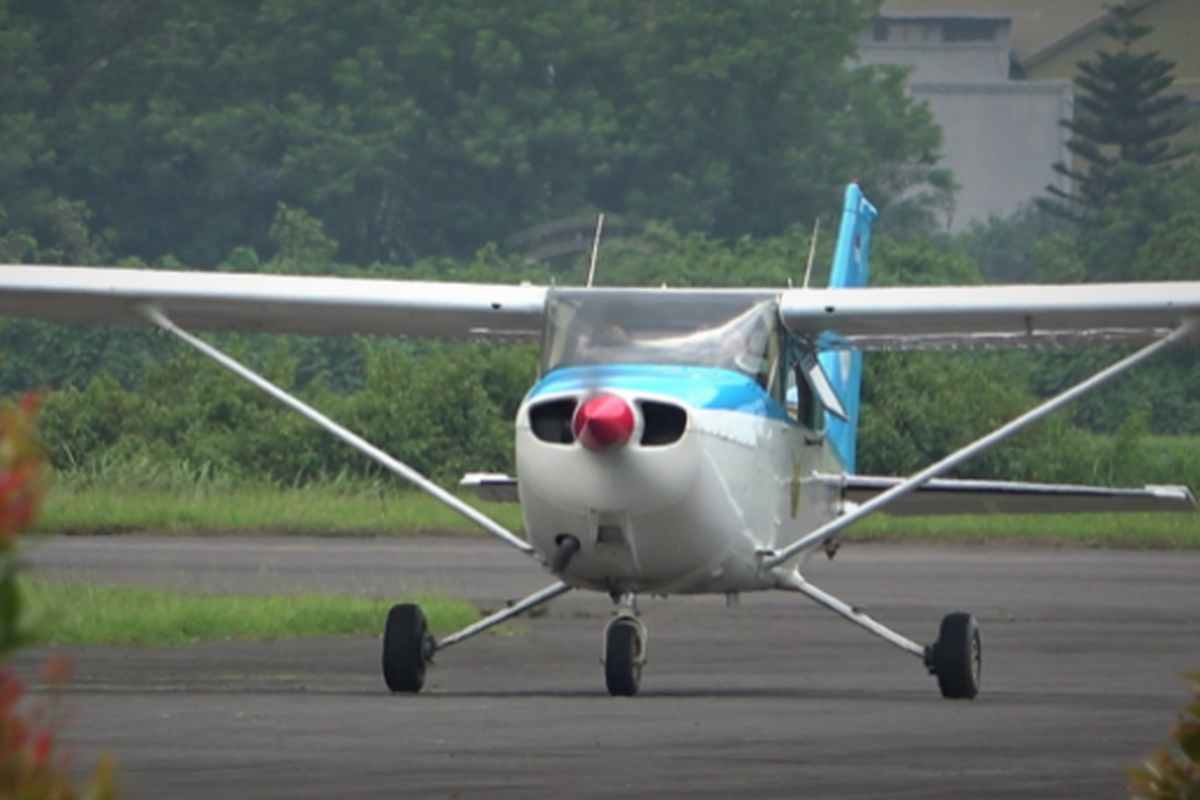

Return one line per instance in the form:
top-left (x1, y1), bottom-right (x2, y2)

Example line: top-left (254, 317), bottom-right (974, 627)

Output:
top-left (542, 289), bottom-right (781, 384)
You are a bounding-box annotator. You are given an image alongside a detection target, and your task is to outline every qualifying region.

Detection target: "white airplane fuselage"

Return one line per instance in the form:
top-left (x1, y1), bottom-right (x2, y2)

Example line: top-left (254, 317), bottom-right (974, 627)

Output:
top-left (515, 365), bottom-right (844, 596)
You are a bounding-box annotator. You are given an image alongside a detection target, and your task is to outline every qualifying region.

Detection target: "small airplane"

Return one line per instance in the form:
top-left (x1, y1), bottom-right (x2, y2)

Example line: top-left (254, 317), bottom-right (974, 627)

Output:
top-left (2, 183), bottom-right (1198, 700)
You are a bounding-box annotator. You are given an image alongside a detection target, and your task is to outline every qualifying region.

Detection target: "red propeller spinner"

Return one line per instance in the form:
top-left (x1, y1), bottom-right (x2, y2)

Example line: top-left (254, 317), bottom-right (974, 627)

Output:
top-left (572, 394), bottom-right (635, 451)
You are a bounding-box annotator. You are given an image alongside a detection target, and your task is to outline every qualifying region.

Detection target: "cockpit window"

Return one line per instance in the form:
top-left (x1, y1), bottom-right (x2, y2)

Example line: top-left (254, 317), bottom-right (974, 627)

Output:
top-left (542, 289), bottom-right (781, 386)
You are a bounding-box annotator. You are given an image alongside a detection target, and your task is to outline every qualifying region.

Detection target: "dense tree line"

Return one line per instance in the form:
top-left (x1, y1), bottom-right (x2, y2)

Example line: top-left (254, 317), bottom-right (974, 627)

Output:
top-left (957, 164), bottom-right (1200, 435)
top-left (0, 0), bottom-right (947, 267)
top-left (2, 1), bottom-right (1198, 489)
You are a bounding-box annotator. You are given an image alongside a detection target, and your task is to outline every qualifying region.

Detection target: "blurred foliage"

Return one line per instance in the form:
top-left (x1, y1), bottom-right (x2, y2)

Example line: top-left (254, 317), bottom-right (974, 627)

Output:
top-left (1130, 669), bottom-right (1200, 799)
top-left (0, 0), bottom-right (948, 267)
top-left (954, 205), bottom-right (1072, 283)
top-left (1028, 165), bottom-right (1200, 433)
top-left (35, 340), bottom-right (535, 487)
top-left (0, 396), bottom-right (45, 552)
top-left (943, 161), bottom-right (1200, 434)
top-left (0, 396), bottom-right (118, 798)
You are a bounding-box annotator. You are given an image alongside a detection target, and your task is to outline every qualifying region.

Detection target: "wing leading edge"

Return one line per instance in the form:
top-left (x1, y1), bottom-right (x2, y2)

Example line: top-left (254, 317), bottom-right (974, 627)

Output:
top-left (0, 265), bottom-right (548, 340)
top-left (780, 282), bottom-right (1200, 351)
top-left (5, 266), bottom-right (1200, 350)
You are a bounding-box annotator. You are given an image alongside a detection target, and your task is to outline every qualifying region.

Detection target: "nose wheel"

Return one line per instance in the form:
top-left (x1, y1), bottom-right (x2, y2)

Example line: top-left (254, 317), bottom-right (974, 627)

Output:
top-left (603, 594), bottom-right (647, 696)
top-left (604, 617), bottom-right (646, 695)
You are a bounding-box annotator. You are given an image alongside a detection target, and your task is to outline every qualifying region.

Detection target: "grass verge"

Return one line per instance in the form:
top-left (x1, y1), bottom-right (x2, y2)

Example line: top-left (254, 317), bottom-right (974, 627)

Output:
top-left (24, 579), bottom-right (479, 646)
top-left (849, 511), bottom-right (1200, 548)
top-left (37, 481), bottom-right (525, 535)
top-left (34, 478), bottom-right (1200, 548)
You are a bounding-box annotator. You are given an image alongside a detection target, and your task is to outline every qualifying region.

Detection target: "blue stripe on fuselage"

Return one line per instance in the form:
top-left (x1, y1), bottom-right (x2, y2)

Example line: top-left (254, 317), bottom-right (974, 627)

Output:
top-left (529, 365), bottom-right (792, 422)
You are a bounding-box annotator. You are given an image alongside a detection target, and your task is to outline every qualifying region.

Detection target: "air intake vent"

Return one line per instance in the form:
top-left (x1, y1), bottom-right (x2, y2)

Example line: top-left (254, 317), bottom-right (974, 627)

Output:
top-left (639, 401), bottom-right (687, 446)
top-left (529, 399), bottom-right (577, 443)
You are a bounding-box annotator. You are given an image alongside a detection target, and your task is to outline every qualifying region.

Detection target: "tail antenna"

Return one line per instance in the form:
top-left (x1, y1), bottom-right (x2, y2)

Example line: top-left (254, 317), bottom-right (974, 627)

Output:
top-left (586, 212), bottom-right (606, 289)
top-left (801, 217), bottom-right (820, 290)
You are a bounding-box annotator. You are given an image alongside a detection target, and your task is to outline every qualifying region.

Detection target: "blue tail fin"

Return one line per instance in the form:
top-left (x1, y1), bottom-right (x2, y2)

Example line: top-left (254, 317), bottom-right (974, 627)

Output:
top-left (818, 183), bottom-right (877, 473)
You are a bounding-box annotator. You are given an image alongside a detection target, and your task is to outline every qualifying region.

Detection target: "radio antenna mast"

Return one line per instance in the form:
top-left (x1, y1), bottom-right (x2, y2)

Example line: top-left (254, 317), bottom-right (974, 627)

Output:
top-left (801, 218), bottom-right (820, 290)
top-left (586, 212), bottom-right (606, 289)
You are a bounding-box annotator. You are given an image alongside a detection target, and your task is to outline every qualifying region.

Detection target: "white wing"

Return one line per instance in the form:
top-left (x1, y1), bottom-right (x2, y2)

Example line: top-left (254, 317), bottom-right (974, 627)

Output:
top-left (780, 282), bottom-right (1200, 350)
top-left (0, 265), bottom-right (547, 340)
top-left (4, 266), bottom-right (1200, 350)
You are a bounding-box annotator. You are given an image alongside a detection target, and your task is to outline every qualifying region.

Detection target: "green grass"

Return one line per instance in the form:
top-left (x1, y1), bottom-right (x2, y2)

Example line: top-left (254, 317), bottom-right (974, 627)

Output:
top-left (36, 480), bottom-right (525, 536)
top-left (32, 471), bottom-right (1200, 548)
top-left (24, 579), bottom-right (479, 646)
top-left (850, 512), bottom-right (1200, 548)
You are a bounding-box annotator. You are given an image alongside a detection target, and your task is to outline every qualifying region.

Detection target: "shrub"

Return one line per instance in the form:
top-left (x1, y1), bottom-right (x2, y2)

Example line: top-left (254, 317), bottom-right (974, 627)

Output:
top-left (0, 397), bottom-right (118, 798)
top-left (1130, 669), bottom-right (1200, 799)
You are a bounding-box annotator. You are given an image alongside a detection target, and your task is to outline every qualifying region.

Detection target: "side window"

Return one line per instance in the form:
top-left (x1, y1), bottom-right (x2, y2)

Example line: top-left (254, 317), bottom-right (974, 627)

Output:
top-left (785, 360), bottom-right (801, 419)
top-left (807, 376), bottom-right (824, 431)
top-left (764, 326), bottom-right (784, 400)
top-left (786, 346), bottom-right (823, 431)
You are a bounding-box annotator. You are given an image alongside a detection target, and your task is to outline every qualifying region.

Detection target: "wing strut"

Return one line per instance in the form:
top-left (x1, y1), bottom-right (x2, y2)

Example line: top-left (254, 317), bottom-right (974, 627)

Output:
top-left (777, 569), bottom-right (925, 658)
top-left (436, 580), bottom-right (572, 651)
top-left (765, 319), bottom-right (1198, 570)
top-left (139, 305), bottom-right (537, 558)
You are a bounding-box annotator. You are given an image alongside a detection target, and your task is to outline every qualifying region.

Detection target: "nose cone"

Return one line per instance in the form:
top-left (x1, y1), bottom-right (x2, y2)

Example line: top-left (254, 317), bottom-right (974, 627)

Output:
top-left (572, 395), bottom-right (635, 451)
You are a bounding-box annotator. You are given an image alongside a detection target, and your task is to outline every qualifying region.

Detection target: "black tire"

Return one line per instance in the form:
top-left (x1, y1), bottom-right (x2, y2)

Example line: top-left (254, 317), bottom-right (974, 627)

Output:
top-left (933, 612), bottom-right (981, 700)
top-left (382, 603), bottom-right (432, 693)
top-left (604, 618), bottom-right (642, 697)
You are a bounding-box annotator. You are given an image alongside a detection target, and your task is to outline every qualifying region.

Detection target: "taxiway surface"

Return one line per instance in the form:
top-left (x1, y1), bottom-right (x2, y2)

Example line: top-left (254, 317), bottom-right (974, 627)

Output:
top-left (22, 536), bottom-right (1200, 799)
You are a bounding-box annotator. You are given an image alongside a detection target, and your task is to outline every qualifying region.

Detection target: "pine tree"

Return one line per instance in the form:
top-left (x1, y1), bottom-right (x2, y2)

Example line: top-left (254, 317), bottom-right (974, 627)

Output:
top-left (1041, 3), bottom-right (1192, 222)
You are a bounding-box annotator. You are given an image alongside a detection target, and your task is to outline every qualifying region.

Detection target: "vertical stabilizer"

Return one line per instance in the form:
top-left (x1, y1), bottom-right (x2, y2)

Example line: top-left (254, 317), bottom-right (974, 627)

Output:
top-left (818, 183), bottom-right (877, 473)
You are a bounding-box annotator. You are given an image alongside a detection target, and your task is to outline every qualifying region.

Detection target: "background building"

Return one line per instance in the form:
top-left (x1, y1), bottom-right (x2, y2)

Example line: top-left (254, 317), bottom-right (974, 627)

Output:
top-left (860, 0), bottom-right (1199, 230)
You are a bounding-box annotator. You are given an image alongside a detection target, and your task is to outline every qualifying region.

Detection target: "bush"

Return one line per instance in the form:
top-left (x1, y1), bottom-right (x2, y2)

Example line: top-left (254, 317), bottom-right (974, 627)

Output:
top-left (0, 396), bottom-right (118, 798)
top-left (1130, 669), bottom-right (1200, 798)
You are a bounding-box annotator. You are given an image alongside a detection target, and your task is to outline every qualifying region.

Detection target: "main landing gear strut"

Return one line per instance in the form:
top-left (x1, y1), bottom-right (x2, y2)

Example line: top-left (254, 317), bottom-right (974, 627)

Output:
top-left (382, 581), bottom-right (573, 693)
top-left (384, 583), bottom-right (981, 699)
top-left (382, 587), bottom-right (651, 697)
top-left (384, 577), bottom-right (980, 699)
top-left (758, 327), bottom-right (1198, 701)
top-left (778, 568), bottom-right (981, 699)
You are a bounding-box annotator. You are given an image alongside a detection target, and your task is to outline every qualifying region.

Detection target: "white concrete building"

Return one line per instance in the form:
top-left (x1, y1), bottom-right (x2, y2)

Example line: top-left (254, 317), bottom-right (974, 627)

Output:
top-left (856, 13), bottom-right (1073, 229)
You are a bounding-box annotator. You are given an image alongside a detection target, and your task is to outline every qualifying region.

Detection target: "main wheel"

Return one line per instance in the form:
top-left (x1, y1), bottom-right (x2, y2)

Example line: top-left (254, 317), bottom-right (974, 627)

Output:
top-left (604, 618), bottom-right (643, 697)
top-left (382, 603), bottom-right (433, 693)
top-left (933, 611), bottom-right (981, 700)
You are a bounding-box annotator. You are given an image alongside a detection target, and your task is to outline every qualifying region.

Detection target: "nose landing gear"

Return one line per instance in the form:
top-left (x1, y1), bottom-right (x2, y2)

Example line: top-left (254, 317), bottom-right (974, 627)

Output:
top-left (603, 593), bottom-right (647, 696)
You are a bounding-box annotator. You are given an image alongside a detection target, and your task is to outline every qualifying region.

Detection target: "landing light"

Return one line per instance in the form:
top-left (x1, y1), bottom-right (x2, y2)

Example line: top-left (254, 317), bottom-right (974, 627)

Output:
top-left (572, 394), bottom-right (635, 451)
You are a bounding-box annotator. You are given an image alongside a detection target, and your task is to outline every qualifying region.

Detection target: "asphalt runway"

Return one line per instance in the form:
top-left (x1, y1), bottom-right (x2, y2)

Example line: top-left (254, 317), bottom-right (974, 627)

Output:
top-left (20, 535), bottom-right (1200, 799)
